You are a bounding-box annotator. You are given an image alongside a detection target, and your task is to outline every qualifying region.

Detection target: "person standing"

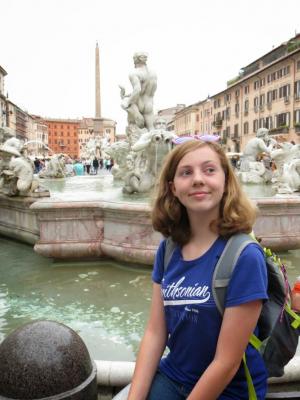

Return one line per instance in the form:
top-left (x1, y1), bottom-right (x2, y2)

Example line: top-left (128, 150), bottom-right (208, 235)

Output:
top-left (128, 139), bottom-right (268, 400)
top-left (93, 157), bottom-right (99, 174)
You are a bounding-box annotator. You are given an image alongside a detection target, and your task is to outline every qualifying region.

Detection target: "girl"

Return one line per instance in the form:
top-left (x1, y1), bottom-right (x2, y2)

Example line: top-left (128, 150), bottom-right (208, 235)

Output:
top-left (128, 139), bottom-right (268, 400)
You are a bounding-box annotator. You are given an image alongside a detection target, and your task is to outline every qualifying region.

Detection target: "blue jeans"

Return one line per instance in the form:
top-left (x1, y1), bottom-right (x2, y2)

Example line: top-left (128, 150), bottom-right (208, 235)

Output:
top-left (147, 370), bottom-right (191, 400)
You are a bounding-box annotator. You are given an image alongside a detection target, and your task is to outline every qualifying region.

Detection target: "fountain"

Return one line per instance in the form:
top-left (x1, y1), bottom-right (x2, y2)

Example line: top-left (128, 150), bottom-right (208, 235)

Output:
top-left (0, 54), bottom-right (300, 262)
top-left (0, 52), bottom-right (300, 399)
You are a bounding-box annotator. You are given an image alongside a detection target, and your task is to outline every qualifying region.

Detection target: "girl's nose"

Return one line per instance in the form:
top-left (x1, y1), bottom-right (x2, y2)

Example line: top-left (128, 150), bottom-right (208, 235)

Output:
top-left (192, 171), bottom-right (204, 185)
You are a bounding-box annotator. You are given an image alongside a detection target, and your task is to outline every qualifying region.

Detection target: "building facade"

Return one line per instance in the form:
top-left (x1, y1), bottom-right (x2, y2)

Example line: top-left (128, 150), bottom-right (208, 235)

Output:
top-left (26, 115), bottom-right (49, 157)
top-left (173, 34), bottom-right (300, 151)
top-left (0, 65), bottom-right (8, 130)
top-left (44, 118), bottom-right (80, 158)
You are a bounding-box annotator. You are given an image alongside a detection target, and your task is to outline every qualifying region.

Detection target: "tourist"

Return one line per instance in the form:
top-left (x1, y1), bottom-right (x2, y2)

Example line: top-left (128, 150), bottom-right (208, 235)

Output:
top-left (92, 157), bottom-right (99, 174)
top-left (85, 159), bottom-right (91, 175)
top-left (73, 160), bottom-right (84, 176)
top-left (33, 157), bottom-right (41, 174)
top-left (128, 139), bottom-right (268, 399)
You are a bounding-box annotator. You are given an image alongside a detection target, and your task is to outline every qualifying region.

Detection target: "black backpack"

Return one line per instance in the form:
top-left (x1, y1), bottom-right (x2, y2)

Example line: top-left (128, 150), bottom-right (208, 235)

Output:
top-left (164, 233), bottom-right (300, 398)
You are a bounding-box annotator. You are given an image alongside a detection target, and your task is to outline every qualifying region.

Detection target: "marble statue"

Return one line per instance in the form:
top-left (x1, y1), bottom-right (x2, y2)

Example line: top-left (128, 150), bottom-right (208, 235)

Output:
top-left (39, 153), bottom-right (67, 179)
top-left (84, 135), bottom-right (110, 159)
top-left (271, 142), bottom-right (300, 194)
top-left (120, 52), bottom-right (157, 140)
top-left (117, 53), bottom-right (176, 194)
top-left (0, 138), bottom-right (41, 196)
top-left (102, 141), bottom-right (130, 180)
top-left (122, 117), bottom-right (175, 194)
top-left (238, 128), bottom-right (276, 184)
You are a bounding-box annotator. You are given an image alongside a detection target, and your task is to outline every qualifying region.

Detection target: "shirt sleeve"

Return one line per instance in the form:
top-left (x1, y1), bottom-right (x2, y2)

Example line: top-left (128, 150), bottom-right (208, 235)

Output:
top-left (152, 239), bottom-right (166, 284)
top-left (225, 243), bottom-right (268, 308)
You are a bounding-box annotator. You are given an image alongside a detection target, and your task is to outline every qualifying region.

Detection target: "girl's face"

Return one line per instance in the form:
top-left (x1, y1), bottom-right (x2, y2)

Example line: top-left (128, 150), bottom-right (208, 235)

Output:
top-left (171, 145), bottom-right (226, 219)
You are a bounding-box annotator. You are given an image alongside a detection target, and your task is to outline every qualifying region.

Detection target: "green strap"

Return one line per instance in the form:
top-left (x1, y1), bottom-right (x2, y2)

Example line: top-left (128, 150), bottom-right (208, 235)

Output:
top-left (242, 353), bottom-right (257, 400)
top-left (285, 304), bottom-right (300, 329)
top-left (249, 334), bottom-right (262, 351)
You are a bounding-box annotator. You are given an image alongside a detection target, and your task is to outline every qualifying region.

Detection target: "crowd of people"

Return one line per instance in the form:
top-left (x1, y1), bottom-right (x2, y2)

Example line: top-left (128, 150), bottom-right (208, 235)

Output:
top-left (33, 155), bottom-right (114, 176)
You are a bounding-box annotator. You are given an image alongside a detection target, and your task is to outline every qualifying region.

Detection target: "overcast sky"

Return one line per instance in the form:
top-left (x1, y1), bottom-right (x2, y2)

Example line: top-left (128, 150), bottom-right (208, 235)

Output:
top-left (1, 0), bottom-right (300, 134)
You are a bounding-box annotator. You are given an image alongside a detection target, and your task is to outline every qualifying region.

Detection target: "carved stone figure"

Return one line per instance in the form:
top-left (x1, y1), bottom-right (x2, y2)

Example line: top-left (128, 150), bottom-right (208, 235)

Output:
top-left (0, 138), bottom-right (41, 196)
top-left (103, 141), bottom-right (130, 180)
top-left (39, 153), bottom-right (66, 179)
top-left (120, 52), bottom-right (157, 137)
top-left (122, 117), bottom-right (175, 194)
top-left (238, 128), bottom-right (276, 184)
top-left (271, 142), bottom-right (300, 194)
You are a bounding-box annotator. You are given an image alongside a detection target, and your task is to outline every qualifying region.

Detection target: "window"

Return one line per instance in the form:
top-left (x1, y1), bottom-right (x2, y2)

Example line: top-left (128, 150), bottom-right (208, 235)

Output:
top-left (235, 103), bottom-right (240, 115)
top-left (224, 93), bottom-right (231, 103)
top-left (225, 107), bottom-right (230, 119)
top-left (253, 119), bottom-right (259, 133)
top-left (279, 84), bottom-right (290, 98)
top-left (297, 60), bottom-right (300, 71)
top-left (272, 89), bottom-right (277, 100)
top-left (226, 126), bottom-right (230, 137)
top-left (265, 116), bottom-right (273, 129)
top-left (196, 114), bottom-right (199, 122)
top-left (254, 80), bottom-right (260, 90)
top-left (259, 94), bottom-right (265, 106)
top-left (260, 77), bottom-right (265, 87)
top-left (235, 89), bottom-right (240, 97)
top-left (294, 80), bottom-right (300, 99)
top-left (254, 97), bottom-right (259, 107)
top-left (276, 112), bottom-right (290, 127)
top-left (244, 121), bottom-right (249, 134)
top-left (244, 85), bottom-right (249, 94)
top-left (267, 91), bottom-right (273, 103)
top-left (234, 124), bottom-right (238, 135)
top-left (259, 118), bottom-right (265, 128)
top-left (294, 109), bottom-right (300, 124)
top-left (244, 99), bottom-right (249, 111)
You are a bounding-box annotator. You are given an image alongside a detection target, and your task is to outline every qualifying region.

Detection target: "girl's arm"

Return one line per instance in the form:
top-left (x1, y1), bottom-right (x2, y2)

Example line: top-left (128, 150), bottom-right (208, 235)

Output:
top-left (128, 282), bottom-right (167, 400)
top-left (187, 300), bottom-right (263, 400)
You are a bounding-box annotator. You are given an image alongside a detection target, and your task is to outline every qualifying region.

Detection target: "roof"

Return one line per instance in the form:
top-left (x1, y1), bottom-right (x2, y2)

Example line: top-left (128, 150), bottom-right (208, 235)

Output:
top-left (0, 65), bottom-right (7, 76)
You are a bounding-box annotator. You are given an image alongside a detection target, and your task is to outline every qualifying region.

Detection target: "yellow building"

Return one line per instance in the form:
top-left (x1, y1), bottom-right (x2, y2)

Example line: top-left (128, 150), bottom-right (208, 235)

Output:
top-left (173, 34), bottom-right (300, 151)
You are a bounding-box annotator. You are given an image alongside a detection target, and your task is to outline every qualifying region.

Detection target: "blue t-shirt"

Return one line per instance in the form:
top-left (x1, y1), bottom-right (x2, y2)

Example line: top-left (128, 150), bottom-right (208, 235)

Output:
top-left (152, 236), bottom-right (268, 400)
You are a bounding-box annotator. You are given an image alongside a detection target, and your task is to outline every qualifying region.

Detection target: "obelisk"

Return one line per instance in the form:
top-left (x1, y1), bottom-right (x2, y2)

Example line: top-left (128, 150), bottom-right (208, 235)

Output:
top-left (95, 42), bottom-right (101, 118)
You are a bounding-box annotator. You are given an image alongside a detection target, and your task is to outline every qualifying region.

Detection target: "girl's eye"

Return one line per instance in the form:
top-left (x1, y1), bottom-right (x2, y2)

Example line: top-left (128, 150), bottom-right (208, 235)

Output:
top-left (205, 167), bottom-right (215, 173)
top-left (180, 169), bottom-right (192, 176)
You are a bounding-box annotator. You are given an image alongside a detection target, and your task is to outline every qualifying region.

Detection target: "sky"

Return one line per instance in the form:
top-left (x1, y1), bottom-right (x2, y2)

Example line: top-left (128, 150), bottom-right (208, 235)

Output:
top-left (1, 0), bottom-right (300, 134)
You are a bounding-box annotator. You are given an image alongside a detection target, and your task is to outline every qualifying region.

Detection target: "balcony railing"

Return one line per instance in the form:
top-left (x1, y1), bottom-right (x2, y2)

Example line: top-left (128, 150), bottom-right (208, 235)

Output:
top-left (269, 126), bottom-right (290, 134)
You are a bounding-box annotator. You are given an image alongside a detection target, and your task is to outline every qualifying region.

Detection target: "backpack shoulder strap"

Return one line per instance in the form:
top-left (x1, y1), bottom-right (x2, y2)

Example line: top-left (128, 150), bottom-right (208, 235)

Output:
top-left (212, 233), bottom-right (256, 315)
top-left (163, 237), bottom-right (176, 272)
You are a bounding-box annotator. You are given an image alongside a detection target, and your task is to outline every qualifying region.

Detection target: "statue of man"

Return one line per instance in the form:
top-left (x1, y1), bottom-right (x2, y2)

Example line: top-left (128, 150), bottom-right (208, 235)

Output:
top-left (120, 52), bottom-right (157, 132)
top-left (240, 128), bottom-right (276, 171)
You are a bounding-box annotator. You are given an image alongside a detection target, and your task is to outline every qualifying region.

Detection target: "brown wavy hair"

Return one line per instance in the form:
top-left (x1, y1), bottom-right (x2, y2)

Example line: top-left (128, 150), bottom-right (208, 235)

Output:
top-left (151, 140), bottom-right (256, 246)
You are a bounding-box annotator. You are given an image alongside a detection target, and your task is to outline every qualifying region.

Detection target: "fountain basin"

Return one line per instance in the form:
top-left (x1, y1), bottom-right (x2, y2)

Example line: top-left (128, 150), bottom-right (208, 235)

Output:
top-left (0, 193), bottom-right (300, 263)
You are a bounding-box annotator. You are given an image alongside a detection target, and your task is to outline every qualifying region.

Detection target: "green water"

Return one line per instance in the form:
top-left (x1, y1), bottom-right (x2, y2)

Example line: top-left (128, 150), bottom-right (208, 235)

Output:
top-left (1, 237), bottom-right (300, 362)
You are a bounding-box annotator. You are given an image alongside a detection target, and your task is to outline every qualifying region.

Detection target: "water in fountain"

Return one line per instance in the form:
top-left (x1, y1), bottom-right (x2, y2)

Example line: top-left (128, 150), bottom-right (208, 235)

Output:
top-left (1, 236), bottom-right (300, 362)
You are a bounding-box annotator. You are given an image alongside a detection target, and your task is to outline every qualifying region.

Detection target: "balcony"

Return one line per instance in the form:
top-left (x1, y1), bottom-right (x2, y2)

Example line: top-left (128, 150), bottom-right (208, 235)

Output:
top-left (232, 132), bottom-right (240, 141)
top-left (259, 104), bottom-right (265, 112)
top-left (269, 125), bottom-right (290, 134)
top-left (295, 124), bottom-right (300, 133)
top-left (267, 102), bottom-right (272, 110)
top-left (214, 119), bottom-right (223, 129)
top-left (244, 109), bottom-right (249, 116)
top-left (254, 106), bottom-right (259, 113)
top-left (284, 96), bottom-right (290, 105)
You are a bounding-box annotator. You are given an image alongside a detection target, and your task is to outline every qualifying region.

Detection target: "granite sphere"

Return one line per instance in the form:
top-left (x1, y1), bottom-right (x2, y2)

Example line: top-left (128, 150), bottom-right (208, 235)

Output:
top-left (0, 320), bottom-right (97, 399)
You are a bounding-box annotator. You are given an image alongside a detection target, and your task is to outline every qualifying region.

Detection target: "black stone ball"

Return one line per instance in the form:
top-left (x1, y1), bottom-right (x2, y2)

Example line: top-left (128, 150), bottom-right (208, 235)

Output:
top-left (0, 320), bottom-right (97, 399)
